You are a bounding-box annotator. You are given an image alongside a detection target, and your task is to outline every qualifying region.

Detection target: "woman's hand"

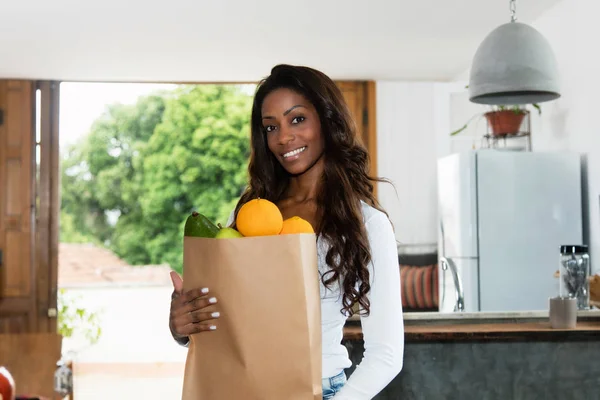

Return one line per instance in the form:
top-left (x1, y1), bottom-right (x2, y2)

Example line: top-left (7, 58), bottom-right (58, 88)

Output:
top-left (169, 271), bottom-right (220, 344)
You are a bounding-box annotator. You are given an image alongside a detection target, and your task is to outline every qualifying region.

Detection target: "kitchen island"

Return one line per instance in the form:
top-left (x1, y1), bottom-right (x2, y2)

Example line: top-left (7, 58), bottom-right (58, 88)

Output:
top-left (342, 310), bottom-right (600, 400)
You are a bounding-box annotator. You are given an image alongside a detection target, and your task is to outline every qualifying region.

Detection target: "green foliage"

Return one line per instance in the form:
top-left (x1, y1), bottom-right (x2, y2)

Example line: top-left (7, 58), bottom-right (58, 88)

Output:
top-left (57, 288), bottom-right (102, 345)
top-left (60, 85), bottom-right (253, 273)
top-left (59, 210), bottom-right (100, 244)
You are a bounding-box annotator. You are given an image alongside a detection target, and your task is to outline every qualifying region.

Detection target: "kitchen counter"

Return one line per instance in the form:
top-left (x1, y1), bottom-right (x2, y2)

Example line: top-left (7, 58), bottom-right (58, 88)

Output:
top-left (344, 320), bottom-right (600, 342)
top-left (342, 310), bottom-right (600, 399)
top-left (344, 309), bottom-right (600, 342)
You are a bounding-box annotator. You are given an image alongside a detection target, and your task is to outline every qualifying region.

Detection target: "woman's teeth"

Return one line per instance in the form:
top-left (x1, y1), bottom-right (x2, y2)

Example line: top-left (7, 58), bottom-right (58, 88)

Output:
top-left (283, 147), bottom-right (307, 158)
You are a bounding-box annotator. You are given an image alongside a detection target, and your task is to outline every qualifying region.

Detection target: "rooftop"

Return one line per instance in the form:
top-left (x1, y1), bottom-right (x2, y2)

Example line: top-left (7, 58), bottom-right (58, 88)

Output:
top-left (58, 243), bottom-right (172, 288)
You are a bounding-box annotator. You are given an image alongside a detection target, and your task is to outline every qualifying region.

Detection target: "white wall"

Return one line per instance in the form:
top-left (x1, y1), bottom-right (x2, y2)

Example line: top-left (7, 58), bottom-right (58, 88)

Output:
top-left (63, 285), bottom-right (187, 363)
top-left (529, 0), bottom-right (600, 274)
top-left (375, 81), bottom-right (452, 248)
top-left (377, 0), bottom-right (600, 275)
top-left (62, 285), bottom-right (187, 399)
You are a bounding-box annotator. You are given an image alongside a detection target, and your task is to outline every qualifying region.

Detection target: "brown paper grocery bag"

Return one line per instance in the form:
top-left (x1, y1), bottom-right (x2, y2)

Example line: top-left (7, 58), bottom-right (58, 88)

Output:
top-left (181, 233), bottom-right (322, 400)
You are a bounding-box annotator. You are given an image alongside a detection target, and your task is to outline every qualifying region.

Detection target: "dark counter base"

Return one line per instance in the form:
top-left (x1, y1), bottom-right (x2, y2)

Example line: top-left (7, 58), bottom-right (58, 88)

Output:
top-left (342, 339), bottom-right (600, 400)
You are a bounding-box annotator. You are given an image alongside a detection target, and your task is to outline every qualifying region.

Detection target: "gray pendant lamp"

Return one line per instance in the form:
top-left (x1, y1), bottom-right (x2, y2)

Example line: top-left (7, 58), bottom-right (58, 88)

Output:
top-left (469, 0), bottom-right (561, 105)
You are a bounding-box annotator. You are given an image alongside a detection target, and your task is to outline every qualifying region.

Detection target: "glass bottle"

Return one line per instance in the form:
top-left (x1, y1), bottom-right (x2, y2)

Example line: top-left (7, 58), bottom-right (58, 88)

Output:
top-left (54, 360), bottom-right (73, 398)
top-left (559, 245), bottom-right (591, 309)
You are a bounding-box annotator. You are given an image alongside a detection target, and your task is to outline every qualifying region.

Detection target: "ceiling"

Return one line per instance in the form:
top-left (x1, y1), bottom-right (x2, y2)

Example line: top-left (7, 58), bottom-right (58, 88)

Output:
top-left (0, 0), bottom-right (562, 83)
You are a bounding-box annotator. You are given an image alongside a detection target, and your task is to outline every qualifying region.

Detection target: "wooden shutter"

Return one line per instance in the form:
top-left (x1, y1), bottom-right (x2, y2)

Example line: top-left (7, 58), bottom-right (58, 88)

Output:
top-left (0, 80), bottom-right (60, 334)
top-left (36, 81), bottom-right (61, 334)
top-left (0, 80), bottom-right (62, 399)
top-left (335, 81), bottom-right (378, 196)
top-left (0, 80), bottom-right (37, 332)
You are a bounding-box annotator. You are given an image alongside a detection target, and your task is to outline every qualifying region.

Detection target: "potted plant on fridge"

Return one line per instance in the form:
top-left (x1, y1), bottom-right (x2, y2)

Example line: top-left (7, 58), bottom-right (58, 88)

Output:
top-left (450, 103), bottom-right (541, 137)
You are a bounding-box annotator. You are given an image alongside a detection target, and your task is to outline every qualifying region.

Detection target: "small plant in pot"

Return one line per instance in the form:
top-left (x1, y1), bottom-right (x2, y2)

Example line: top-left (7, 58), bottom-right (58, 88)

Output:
top-left (450, 103), bottom-right (541, 137)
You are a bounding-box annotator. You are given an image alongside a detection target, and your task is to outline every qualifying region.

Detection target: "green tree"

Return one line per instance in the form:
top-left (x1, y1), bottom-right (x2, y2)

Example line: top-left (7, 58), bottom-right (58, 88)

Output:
top-left (60, 85), bottom-right (253, 272)
top-left (61, 93), bottom-right (167, 247)
top-left (58, 210), bottom-right (99, 244)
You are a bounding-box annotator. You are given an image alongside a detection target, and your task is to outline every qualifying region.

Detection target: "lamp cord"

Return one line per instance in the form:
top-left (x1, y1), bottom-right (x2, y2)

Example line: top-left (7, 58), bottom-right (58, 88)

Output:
top-left (510, 0), bottom-right (517, 22)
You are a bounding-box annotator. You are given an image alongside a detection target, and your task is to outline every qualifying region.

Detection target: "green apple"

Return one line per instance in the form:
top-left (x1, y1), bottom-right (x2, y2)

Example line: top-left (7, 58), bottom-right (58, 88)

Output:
top-left (215, 224), bottom-right (244, 239)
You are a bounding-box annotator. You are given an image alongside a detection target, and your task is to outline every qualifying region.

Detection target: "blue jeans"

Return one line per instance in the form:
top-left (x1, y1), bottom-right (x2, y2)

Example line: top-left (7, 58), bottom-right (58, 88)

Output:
top-left (322, 371), bottom-right (347, 399)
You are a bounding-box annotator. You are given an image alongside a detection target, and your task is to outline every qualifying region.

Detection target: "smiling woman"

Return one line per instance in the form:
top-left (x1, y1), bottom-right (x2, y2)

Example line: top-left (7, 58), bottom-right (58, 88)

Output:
top-left (170, 64), bottom-right (404, 399)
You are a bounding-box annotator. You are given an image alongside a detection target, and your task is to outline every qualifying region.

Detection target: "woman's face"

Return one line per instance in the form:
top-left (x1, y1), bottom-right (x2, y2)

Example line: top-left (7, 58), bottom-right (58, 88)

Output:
top-left (261, 88), bottom-right (325, 176)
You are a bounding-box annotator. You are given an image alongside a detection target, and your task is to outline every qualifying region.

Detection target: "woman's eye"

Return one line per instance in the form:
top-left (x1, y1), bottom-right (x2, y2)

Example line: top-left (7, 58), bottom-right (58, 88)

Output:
top-left (291, 116), bottom-right (305, 124)
top-left (264, 125), bottom-right (276, 133)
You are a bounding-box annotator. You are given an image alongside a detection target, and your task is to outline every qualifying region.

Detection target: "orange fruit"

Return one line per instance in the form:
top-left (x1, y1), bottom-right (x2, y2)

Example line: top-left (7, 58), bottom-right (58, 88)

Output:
top-left (279, 216), bottom-right (314, 235)
top-left (236, 198), bottom-right (283, 237)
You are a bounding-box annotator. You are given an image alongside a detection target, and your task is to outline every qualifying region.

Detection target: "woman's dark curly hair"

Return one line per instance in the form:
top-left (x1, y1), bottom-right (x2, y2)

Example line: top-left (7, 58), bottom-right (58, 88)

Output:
top-left (232, 64), bottom-right (390, 317)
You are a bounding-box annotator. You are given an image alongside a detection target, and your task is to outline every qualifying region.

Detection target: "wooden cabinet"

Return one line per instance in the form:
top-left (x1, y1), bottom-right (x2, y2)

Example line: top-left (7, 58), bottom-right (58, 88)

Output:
top-left (0, 333), bottom-right (62, 398)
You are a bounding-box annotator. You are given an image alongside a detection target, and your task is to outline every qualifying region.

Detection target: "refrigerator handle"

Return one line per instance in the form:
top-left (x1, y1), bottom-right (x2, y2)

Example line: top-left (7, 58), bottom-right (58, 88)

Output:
top-left (440, 256), bottom-right (465, 312)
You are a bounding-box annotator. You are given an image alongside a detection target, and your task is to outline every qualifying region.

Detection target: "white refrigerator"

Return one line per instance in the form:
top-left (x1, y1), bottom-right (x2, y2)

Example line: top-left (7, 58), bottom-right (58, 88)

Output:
top-left (437, 150), bottom-right (583, 312)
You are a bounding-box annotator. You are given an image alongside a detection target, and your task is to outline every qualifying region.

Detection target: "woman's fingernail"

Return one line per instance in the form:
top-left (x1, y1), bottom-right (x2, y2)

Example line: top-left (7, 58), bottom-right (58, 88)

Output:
top-left (209, 325), bottom-right (217, 330)
top-left (211, 312), bottom-right (220, 318)
top-left (201, 288), bottom-right (209, 294)
top-left (209, 297), bottom-right (217, 304)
